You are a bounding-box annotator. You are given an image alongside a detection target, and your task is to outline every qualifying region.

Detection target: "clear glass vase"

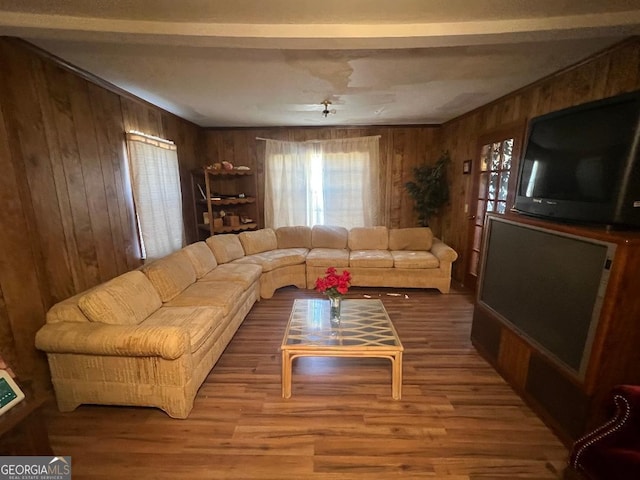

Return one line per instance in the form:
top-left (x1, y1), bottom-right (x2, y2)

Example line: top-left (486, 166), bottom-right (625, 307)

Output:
top-left (328, 295), bottom-right (342, 326)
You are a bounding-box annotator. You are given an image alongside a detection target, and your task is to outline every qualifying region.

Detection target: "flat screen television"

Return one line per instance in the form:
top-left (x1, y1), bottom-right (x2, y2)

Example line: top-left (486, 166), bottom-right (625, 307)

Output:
top-left (477, 215), bottom-right (616, 379)
top-left (514, 90), bottom-right (640, 228)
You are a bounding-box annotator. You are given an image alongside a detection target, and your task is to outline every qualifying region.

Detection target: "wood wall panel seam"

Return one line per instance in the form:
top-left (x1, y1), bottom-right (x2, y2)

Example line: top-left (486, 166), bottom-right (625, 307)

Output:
top-left (0, 34), bottom-right (638, 399)
top-left (0, 38), bottom-right (201, 389)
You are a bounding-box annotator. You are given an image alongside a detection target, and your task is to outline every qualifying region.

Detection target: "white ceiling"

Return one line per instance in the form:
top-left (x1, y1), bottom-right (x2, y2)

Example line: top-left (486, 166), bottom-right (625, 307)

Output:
top-left (1, 1), bottom-right (639, 127)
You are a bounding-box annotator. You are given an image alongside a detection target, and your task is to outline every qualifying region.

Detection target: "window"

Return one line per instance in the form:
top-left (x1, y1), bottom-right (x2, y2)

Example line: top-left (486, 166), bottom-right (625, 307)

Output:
top-left (126, 131), bottom-right (184, 261)
top-left (264, 136), bottom-right (379, 229)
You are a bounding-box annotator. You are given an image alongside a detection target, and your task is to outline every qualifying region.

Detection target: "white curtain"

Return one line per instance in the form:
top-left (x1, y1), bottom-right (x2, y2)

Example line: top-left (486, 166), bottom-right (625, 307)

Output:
top-left (126, 132), bottom-right (185, 261)
top-left (264, 136), bottom-right (379, 229)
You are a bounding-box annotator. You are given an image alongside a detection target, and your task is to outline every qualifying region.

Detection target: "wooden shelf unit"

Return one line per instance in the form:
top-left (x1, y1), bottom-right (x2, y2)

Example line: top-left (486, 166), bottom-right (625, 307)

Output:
top-left (471, 213), bottom-right (640, 446)
top-left (197, 222), bottom-right (258, 235)
top-left (191, 167), bottom-right (258, 240)
top-left (201, 197), bottom-right (257, 207)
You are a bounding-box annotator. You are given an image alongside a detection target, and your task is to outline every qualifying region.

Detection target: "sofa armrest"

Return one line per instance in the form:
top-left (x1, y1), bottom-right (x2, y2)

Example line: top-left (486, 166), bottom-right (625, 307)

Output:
top-left (35, 322), bottom-right (189, 360)
top-left (430, 238), bottom-right (458, 263)
top-left (607, 385), bottom-right (640, 445)
top-left (569, 385), bottom-right (640, 477)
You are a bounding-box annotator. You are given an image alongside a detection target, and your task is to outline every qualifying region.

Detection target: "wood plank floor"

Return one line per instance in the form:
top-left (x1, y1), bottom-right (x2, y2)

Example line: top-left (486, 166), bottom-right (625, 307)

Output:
top-left (45, 285), bottom-right (569, 479)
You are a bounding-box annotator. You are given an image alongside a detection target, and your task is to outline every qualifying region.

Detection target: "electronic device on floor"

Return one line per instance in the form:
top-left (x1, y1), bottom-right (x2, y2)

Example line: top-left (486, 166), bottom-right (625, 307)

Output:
top-left (0, 370), bottom-right (25, 415)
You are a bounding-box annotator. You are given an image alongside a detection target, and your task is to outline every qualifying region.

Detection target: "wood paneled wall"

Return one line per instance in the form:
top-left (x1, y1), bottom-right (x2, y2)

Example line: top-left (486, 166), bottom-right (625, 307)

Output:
top-left (0, 38), bottom-right (202, 390)
top-left (202, 126), bottom-right (441, 234)
top-left (439, 38), bottom-right (640, 282)
top-left (1, 35), bottom-right (637, 392)
top-left (202, 39), bottom-right (640, 285)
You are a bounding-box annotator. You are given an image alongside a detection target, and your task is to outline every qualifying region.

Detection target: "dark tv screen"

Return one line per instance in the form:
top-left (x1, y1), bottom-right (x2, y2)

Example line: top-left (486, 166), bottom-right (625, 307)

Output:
top-left (518, 98), bottom-right (639, 204)
top-left (479, 217), bottom-right (614, 375)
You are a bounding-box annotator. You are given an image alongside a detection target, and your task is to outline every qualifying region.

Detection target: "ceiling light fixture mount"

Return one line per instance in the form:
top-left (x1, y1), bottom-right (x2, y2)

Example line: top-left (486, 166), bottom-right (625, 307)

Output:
top-left (321, 100), bottom-right (336, 118)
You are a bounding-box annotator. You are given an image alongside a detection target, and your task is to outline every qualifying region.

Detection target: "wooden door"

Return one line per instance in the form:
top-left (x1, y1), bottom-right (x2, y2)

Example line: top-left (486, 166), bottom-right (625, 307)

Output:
top-left (464, 125), bottom-right (524, 290)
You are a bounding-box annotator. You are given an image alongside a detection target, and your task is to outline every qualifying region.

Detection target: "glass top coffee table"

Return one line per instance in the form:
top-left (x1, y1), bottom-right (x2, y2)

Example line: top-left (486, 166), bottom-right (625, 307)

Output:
top-left (280, 299), bottom-right (404, 399)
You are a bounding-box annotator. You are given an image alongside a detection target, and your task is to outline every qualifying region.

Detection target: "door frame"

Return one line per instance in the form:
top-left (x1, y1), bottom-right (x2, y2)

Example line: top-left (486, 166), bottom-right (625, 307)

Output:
top-left (463, 122), bottom-right (527, 290)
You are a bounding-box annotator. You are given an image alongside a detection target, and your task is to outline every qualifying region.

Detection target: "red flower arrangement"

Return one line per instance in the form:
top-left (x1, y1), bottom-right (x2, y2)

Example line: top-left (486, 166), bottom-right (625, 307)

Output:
top-left (314, 267), bottom-right (351, 297)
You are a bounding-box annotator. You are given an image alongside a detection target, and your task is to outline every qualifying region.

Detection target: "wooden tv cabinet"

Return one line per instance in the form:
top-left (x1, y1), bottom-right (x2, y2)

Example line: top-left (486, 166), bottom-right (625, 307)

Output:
top-left (471, 213), bottom-right (640, 446)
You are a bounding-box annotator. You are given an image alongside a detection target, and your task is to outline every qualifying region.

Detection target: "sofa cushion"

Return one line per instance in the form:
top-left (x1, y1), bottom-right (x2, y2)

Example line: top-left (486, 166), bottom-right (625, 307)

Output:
top-left (199, 263), bottom-right (262, 288)
top-left (46, 291), bottom-right (92, 324)
top-left (144, 306), bottom-right (225, 353)
top-left (182, 242), bottom-right (218, 278)
top-left (142, 251), bottom-right (197, 302)
top-left (391, 250), bottom-right (440, 269)
top-left (78, 271), bottom-right (162, 325)
top-left (276, 226), bottom-right (312, 249)
top-left (311, 225), bottom-right (348, 249)
top-left (234, 248), bottom-right (307, 273)
top-left (305, 248), bottom-right (350, 267)
top-left (349, 250), bottom-right (394, 268)
top-left (163, 281), bottom-right (245, 317)
top-left (348, 226), bottom-right (389, 250)
top-left (239, 228), bottom-right (278, 255)
top-left (206, 234), bottom-right (246, 264)
top-left (389, 227), bottom-right (434, 251)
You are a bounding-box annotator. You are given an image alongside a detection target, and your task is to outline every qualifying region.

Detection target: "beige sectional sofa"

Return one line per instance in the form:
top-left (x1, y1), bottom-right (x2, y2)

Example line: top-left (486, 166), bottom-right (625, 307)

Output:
top-left (207, 227), bottom-right (309, 300)
top-left (207, 225), bottom-right (457, 298)
top-left (305, 225), bottom-right (458, 294)
top-left (36, 225), bottom-right (456, 418)
top-left (35, 242), bottom-right (261, 419)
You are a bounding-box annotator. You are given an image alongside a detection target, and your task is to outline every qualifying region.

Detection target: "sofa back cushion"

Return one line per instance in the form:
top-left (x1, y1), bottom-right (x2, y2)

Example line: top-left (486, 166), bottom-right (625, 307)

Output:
top-left (389, 227), bottom-right (434, 251)
top-left (348, 226), bottom-right (389, 250)
top-left (78, 271), bottom-right (162, 325)
top-left (311, 225), bottom-right (348, 249)
top-left (47, 301), bottom-right (88, 324)
top-left (142, 251), bottom-right (197, 302)
top-left (182, 242), bottom-right (218, 278)
top-left (206, 234), bottom-right (245, 264)
top-left (47, 291), bottom-right (93, 324)
top-left (239, 228), bottom-right (278, 255)
top-left (276, 226), bottom-right (312, 249)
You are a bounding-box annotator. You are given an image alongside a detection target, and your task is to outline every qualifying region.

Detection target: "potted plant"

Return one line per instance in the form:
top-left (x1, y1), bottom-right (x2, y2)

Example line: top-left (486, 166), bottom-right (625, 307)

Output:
top-left (405, 151), bottom-right (450, 227)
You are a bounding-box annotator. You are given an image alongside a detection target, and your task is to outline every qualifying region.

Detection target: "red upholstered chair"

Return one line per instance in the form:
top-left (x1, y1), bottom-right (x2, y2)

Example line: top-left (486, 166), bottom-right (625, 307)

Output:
top-left (567, 385), bottom-right (640, 479)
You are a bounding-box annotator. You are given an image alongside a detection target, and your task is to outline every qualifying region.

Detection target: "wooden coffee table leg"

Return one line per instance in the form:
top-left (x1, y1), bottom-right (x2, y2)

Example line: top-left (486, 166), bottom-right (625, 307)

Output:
top-left (281, 350), bottom-right (292, 399)
top-left (391, 351), bottom-right (403, 400)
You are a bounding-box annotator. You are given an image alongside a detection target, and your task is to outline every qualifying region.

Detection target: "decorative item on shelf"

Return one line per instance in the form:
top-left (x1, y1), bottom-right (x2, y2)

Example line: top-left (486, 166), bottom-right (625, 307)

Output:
top-left (222, 161), bottom-right (234, 170)
top-left (314, 267), bottom-right (351, 326)
top-left (210, 163), bottom-right (222, 170)
top-left (224, 214), bottom-right (240, 227)
top-left (203, 212), bottom-right (210, 224)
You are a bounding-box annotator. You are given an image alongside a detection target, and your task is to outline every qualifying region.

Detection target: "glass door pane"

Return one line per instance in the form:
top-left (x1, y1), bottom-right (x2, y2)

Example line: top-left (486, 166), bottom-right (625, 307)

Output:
top-left (467, 134), bottom-right (518, 289)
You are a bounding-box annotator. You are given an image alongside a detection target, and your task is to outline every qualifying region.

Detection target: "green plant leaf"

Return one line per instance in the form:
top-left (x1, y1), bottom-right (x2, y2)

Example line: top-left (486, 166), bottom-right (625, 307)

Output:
top-left (404, 151), bottom-right (450, 227)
